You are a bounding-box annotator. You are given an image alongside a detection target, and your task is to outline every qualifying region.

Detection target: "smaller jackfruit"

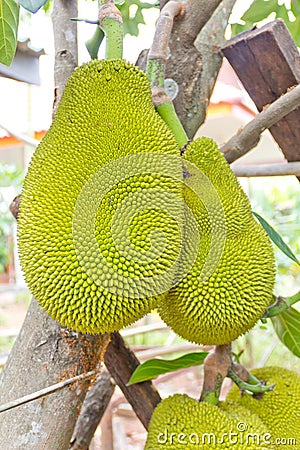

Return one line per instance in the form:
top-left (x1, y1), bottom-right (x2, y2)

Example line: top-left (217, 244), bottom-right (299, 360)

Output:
top-left (145, 393), bottom-right (274, 449)
top-left (17, 59), bottom-right (183, 334)
top-left (158, 137), bottom-right (275, 345)
top-left (226, 366), bottom-right (300, 448)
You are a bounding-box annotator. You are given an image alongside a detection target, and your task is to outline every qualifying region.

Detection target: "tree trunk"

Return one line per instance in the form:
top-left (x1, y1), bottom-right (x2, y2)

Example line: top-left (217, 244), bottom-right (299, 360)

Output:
top-left (0, 298), bottom-right (109, 449)
top-left (166, 0), bottom-right (236, 138)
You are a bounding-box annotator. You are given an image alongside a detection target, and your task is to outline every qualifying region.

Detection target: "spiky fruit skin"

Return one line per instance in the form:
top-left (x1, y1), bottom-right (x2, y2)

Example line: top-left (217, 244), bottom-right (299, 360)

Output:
top-left (226, 366), bottom-right (300, 448)
top-left (18, 59), bottom-right (182, 334)
top-left (145, 394), bottom-right (273, 449)
top-left (158, 137), bottom-right (275, 345)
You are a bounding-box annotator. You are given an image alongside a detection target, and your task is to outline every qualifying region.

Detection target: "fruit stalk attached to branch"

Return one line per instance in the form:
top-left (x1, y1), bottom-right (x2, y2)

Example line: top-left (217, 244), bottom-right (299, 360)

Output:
top-left (147, 1), bottom-right (183, 90)
top-left (146, 1), bottom-right (188, 147)
top-left (200, 344), bottom-right (231, 405)
top-left (228, 367), bottom-right (275, 395)
top-left (98, 0), bottom-right (123, 59)
top-left (226, 366), bottom-right (300, 444)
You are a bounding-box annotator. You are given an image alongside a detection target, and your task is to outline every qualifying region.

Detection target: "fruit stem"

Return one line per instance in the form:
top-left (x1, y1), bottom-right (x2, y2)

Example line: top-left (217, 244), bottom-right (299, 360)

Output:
top-left (146, 1), bottom-right (183, 88)
top-left (200, 344), bottom-right (231, 405)
top-left (156, 101), bottom-right (189, 148)
top-left (263, 293), bottom-right (298, 318)
top-left (146, 1), bottom-right (188, 148)
top-left (99, 0), bottom-right (123, 60)
top-left (231, 361), bottom-right (267, 386)
top-left (228, 367), bottom-right (275, 395)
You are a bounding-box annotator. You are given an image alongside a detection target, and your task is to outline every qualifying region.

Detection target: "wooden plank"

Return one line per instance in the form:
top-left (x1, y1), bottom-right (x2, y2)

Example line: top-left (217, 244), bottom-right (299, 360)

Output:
top-left (222, 19), bottom-right (300, 166)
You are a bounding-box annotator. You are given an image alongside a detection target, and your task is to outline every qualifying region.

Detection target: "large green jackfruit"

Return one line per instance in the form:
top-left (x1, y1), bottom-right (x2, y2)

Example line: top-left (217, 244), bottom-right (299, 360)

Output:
top-left (158, 137), bottom-right (275, 345)
top-left (226, 366), bottom-right (300, 448)
top-left (145, 394), bottom-right (274, 449)
top-left (17, 59), bottom-right (183, 333)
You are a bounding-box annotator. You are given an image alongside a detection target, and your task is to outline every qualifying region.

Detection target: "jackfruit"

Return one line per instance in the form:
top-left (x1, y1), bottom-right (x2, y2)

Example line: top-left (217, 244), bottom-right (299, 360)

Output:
top-left (158, 137), bottom-right (275, 345)
top-left (17, 59), bottom-right (183, 334)
top-left (145, 393), bottom-right (274, 449)
top-left (226, 366), bottom-right (300, 448)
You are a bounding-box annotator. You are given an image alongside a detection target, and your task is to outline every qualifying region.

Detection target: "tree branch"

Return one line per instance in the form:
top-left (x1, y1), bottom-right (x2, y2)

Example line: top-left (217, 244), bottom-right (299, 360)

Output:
top-left (147, 1), bottom-right (188, 147)
top-left (51, 0), bottom-right (78, 115)
top-left (0, 370), bottom-right (99, 413)
top-left (147, 1), bottom-right (183, 92)
top-left (98, 0), bottom-right (123, 59)
top-left (222, 84), bottom-right (300, 163)
top-left (232, 161), bottom-right (300, 177)
top-left (200, 344), bottom-right (231, 405)
top-left (195, 0), bottom-right (237, 129)
top-left (0, 123), bottom-right (39, 147)
top-left (166, 0), bottom-right (232, 138)
top-left (69, 370), bottom-right (115, 450)
top-left (104, 332), bottom-right (161, 430)
top-left (173, 0), bottom-right (223, 46)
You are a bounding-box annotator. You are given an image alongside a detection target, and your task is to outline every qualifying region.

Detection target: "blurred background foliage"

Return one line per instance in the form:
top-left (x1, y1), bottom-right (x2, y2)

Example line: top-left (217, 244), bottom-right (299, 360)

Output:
top-left (0, 164), bottom-right (23, 273)
top-left (248, 177), bottom-right (300, 294)
top-left (230, 0), bottom-right (300, 46)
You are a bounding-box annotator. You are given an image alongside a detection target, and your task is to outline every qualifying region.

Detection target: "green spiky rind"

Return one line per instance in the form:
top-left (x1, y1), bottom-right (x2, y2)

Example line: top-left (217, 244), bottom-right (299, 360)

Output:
top-left (145, 394), bottom-right (273, 449)
top-left (18, 59), bottom-right (182, 334)
top-left (158, 137), bottom-right (275, 345)
top-left (226, 366), bottom-right (300, 447)
top-left (220, 402), bottom-right (269, 431)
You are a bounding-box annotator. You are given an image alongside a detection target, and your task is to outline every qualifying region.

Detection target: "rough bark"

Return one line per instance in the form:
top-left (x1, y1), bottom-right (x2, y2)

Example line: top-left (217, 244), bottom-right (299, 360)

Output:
top-left (166, 0), bottom-right (224, 138)
top-left (69, 371), bottom-right (115, 450)
top-left (52, 0), bottom-right (78, 115)
top-left (138, 1), bottom-right (236, 137)
top-left (195, 0), bottom-right (237, 131)
top-left (200, 345), bottom-right (232, 403)
top-left (0, 2), bottom-right (110, 449)
top-left (0, 299), bottom-right (109, 449)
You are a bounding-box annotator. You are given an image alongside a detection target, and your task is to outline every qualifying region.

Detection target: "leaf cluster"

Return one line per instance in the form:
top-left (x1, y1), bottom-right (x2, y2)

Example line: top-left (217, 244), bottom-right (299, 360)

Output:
top-left (0, 0), bottom-right (157, 66)
top-left (230, 0), bottom-right (300, 47)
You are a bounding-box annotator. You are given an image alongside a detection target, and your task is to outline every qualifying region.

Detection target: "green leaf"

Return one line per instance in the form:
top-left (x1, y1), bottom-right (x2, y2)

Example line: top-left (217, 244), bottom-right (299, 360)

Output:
top-left (272, 307), bottom-right (300, 358)
top-left (230, 22), bottom-right (250, 37)
top-left (242, 0), bottom-right (278, 23)
top-left (85, 26), bottom-right (104, 60)
top-left (286, 15), bottom-right (300, 47)
top-left (18, 0), bottom-right (48, 13)
top-left (230, 0), bottom-right (300, 44)
top-left (288, 291), bottom-right (300, 307)
top-left (291, 0), bottom-right (300, 15)
top-left (127, 352), bottom-right (208, 385)
top-left (275, 4), bottom-right (290, 24)
top-left (0, 0), bottom-right (19, 66)
top-left (117, 0), bottom-right (157, 37)
top-left (253, 211), bottom-right (300, 266)
top-left (42, 0), bottom-right (51, 13)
